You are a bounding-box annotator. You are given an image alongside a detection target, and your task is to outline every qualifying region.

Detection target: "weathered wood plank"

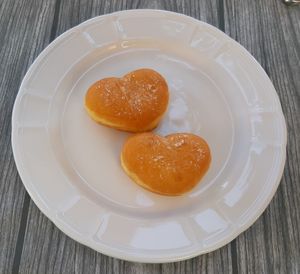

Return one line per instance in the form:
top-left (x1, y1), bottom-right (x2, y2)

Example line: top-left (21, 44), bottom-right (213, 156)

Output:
top-left (223, 0), bottom-right (300, 273)
top-left (3, 0), bottom-right (298, 273)
top-left (0, 1), bottom-right (57, 273)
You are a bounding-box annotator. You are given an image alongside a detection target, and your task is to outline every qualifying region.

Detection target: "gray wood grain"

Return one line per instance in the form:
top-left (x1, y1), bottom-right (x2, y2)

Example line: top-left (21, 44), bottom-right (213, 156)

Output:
top-left (223, 0), bottom-right (300, 273)
top-left (0, 0), bottom-right (299, 273)
top-left (0, 0), bottom-right (57, 273)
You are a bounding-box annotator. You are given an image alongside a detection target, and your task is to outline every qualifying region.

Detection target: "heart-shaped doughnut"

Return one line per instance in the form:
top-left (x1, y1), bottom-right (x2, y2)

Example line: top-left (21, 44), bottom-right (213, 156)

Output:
top-left (121, 133), bottom-right (211, 196)
top-left (85, 69), bottom-right (169, 132)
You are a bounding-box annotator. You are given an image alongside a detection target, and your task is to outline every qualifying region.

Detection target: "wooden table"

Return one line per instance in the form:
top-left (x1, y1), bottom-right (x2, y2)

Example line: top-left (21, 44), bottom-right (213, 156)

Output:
top-left (1, 0), bottom-right (299, 273)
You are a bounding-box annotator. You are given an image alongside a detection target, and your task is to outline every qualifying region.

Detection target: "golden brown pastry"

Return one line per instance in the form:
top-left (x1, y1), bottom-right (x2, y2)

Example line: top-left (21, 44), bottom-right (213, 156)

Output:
top-left (85, 69), bottom-right (169, 132)
top-left (121, 133), bottom-right (211, 196)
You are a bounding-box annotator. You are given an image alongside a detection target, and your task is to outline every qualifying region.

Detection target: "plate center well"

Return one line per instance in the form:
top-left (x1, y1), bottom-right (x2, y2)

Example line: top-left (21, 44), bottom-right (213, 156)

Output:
top-left (60, 43), bottom-right (234, 213)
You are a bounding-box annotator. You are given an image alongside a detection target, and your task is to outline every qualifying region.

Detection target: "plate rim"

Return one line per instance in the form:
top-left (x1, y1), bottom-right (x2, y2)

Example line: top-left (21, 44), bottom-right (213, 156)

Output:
top-left (11, 9), bottom-right (287, 263)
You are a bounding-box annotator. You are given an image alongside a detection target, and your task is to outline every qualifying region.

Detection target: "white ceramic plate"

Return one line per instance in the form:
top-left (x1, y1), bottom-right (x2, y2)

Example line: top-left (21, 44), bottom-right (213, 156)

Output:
top-left (12, 10), bottom-right (287, 263)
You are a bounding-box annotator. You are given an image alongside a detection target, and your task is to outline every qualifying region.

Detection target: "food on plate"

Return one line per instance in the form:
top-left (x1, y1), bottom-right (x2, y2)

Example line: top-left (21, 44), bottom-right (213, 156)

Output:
top-left (121, 132), bottom-right (211, 196)
top-left (85, 68), bottom-right (169, 132)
